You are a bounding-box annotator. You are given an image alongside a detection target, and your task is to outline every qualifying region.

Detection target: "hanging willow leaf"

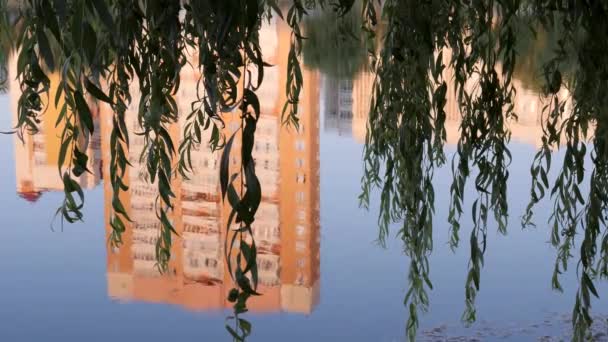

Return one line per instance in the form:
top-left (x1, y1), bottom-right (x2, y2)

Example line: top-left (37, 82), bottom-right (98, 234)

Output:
top-left (84, 78), bottom-right (112, 104)
top-left (36, 28), bottom-right (54, 71)
top-left (91, 0), bottom-right (114, 31)
top-left (71, 0), bottom-right (83, 48)
top-left (82, 22), bottom-right (97, 63)
top-left (221, 131), bottom-right (238, 200)
top-left (74, 90), bottom-right (94, 134)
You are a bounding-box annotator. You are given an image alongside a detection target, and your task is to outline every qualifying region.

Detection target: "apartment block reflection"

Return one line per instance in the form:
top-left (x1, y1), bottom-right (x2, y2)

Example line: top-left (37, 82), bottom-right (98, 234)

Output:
top-left (9, 57), bottom-right (102, 202)
top-left (351, 70), bottom-right (374, 143)
top-left (103, 17), bottom-right (320, 314)
top-left (323, 75), bottom-right (353, 136)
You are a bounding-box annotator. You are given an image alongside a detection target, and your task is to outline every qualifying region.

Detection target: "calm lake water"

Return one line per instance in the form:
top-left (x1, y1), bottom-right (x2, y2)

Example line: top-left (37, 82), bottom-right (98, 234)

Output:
top-left (0, 18), bottom-right (607, 342)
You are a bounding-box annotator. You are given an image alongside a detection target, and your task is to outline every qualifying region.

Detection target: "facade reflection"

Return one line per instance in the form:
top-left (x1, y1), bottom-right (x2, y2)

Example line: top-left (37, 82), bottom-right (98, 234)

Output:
top-left (9, 58), bottom-right (102, 203)
top-left (323, 76), bottom-right (353, 137)
top-left (100, 18), bottom-right (321, 314)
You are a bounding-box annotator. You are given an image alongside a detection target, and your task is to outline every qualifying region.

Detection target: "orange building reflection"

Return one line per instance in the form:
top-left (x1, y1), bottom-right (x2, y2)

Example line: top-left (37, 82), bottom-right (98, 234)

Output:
top-left (100, 18), bottom-right (321, 314)
top-left (9, 57), bottom-right (102, 202)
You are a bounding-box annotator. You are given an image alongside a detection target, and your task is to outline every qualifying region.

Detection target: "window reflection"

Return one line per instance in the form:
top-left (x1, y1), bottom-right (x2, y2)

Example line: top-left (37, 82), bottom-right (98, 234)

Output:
top-left (96, 18), bottom-right (322, 315)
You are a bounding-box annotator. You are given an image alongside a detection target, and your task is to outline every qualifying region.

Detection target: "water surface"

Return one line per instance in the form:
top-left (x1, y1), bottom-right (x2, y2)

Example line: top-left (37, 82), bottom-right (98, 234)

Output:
top-left (0, 19), bottom-right (607, 342)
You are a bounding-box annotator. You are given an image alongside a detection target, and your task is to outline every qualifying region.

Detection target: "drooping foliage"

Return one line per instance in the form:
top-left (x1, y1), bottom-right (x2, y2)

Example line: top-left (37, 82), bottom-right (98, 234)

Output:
top-left (521, 3), bottom-right (608, 340)
top-left (360, 0), bottom-right (608, 341)
top-left (302, 2), bottom-right (368, 78)
top-left (0, 2), bottom-right (11, 92)
top-left (360, 0), bottom-right (518, 338)
top-left (360, 1), bottom-right (447, 338)
top-left (2, 0), bottom-right (608, 341)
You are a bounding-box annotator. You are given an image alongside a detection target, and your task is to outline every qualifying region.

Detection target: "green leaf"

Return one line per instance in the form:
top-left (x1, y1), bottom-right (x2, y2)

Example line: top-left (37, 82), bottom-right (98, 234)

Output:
top-left (36, 28), bottom-right (55, 71)
top-left (221, 131), bottom-right (238, 200)
top-left (583, 273), bottom-right (599, 298)
top-left (267, 0), bottom-right (283, 19)
top-left (227, 288), bottom-right (239, 303)
top-left (91, 0), bottom-right (114, 31)
top-left (540, 168), bottom-right (549, 188)
top-left (243, 89), bottom-right (260, 119)
top-left (72, 147), bottom-right (90, 177)
top-left (246, 0), bottom-right (259, 37)
top-left (158, 170), bottom-right (175, 209)
top-left (227, 182), bottom-right (241, 212)
top-left (244, 161), bottom-right (261, 219)
top-left (82, 22), bottom-right (97, 63)
top-left (54, 81), bottom-right (65, 108)
top-left (236, 269), bottom-right (260, 296)
top-left (55, 102), bottom-right (67, 127)
top-left (225, 325), bottom-right (244, 342)
top-left (160, 209), bottom-right (178, 235)
top-left (241, 117), bottom-right (256, 165)
top-left (158, 127), bottom-right (175, 155)
top-left (112, 196), bottom-right (131, 221)
top-left (63, 172), bottom-right (84, 209)
top-left (238, 318), bottom-right (252, 336)
top-left (57, 135), bottom-right (72, 174)
top-left (72, 0), bottom-right (84, 48)
top-left (111, 216), bottom-right (126, 233)
top-left (41, 1), bottom-right (61, 42)
top-left (85, 78), bottom-right (112, 104)
top-left (74, 90), bottom-right (94, 134)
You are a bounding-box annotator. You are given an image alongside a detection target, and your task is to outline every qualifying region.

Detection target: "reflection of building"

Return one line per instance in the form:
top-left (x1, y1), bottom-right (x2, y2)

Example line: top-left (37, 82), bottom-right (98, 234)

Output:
top-left (103, 17), bottom-right (320, 314)
top-left (9, 57), bottom-right (101, 202)
top-left (351, 70), bottom-right (374, 143)
top-left (346, 49), bottom-right (574, 147)
top-left (323, 76), bottom-right (353, 136)
top-left (506, 77), bottom-right (573, 147)
top-left (440, 49), bottom-right (573, 147)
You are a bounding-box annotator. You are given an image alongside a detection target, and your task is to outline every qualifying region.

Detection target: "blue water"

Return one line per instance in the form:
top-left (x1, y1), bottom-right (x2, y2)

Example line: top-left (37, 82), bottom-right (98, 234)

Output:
top-left (0, 88), bottom-right (606, 342)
